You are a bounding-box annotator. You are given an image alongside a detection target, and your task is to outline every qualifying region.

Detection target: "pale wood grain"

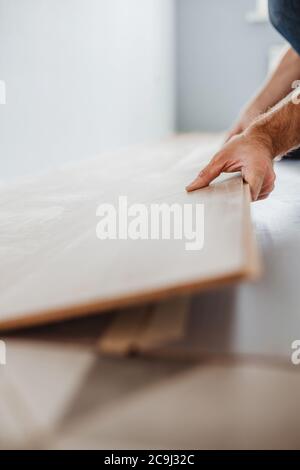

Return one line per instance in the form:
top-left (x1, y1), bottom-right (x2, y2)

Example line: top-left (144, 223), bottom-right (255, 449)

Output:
top-left (134, 297), bottom-right (190, 352)
top-left (97, 297), bottom-right (190, 356)
top-left (0, 134), bottom-right (260, 331)
top-left (97, 306), bottom-right (150, 356)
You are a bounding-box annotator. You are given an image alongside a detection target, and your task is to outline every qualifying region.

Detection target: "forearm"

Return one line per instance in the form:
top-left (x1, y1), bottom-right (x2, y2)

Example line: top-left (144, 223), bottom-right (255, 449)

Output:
top-left (246, 47), bottom-right (300, 113)
top-left (246, 91), bottom-right (300, 158)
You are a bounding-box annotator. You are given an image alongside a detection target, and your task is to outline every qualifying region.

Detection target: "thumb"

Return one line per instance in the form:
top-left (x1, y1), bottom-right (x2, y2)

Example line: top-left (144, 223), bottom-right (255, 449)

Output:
top-left (225, 123), bottom-right (243, 143)
top-left (186, 158), bottom-right (224, 192)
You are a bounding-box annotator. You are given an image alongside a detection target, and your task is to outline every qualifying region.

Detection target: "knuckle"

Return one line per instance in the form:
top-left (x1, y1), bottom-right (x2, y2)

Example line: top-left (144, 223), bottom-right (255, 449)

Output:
top-left (212, 152), bottom-right (225, 164)
top-left (200, 161), bottom-right (215, 177)
top-left (199, 167), bottom-right (208, 177)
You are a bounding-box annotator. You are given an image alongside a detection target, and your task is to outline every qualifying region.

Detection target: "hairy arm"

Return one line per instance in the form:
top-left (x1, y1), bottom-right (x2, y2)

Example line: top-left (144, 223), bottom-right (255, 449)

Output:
top-left (227, 47), bottom-right (300, 140)
top-left (186, 91), bottom-right (300, 201)
top-left (252, 47), bottom-right (300, 110)
top-left (248, 91), bottom-right (300, 157)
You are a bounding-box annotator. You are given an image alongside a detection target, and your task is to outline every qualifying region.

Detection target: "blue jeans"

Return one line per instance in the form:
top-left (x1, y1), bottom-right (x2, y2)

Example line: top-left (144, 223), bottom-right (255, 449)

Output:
top-left (269, 0), bottom-right (300, 56)
top-left (269, 1), bottom-right (300, 158)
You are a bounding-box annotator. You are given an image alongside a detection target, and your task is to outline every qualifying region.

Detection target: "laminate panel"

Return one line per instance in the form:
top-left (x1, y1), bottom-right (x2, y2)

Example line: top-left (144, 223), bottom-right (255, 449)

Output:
top-left (0, 134), bottom-right (260, 330)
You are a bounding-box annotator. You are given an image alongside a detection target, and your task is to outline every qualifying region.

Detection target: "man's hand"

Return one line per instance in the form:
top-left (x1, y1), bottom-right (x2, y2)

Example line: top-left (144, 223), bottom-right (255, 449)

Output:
top-left (187, 83), bottom-right (300, 202)
top-left (186, 133), bottom-right (276, 202)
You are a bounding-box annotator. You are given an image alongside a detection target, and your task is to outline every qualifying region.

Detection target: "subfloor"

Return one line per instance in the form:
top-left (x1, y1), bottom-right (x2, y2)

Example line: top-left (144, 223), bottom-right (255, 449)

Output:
top-left (1, 157), bottom-right (300, 450)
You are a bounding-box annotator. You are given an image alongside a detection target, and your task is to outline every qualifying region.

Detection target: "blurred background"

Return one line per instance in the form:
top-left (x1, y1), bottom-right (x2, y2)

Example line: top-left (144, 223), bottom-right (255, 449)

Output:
top-left (0, 0), bottom-right (285, 181)
top-left (2, 2), bottom-right (300, 450)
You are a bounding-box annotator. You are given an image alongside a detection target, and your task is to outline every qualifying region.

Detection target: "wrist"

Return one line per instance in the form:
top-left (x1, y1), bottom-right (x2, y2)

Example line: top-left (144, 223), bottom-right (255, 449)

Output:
top-left (243, 124), bottom-right (275, 160)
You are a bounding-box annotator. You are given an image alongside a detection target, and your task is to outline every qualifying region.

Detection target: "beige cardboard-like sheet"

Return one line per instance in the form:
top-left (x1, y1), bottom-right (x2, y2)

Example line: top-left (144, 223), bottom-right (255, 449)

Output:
top-left (0, 134), bottom-right (260, 331)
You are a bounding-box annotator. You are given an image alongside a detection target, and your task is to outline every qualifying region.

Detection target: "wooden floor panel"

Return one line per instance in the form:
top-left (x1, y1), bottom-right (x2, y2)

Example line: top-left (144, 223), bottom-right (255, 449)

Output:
top-left (0, 134), bottom-right (260, 330)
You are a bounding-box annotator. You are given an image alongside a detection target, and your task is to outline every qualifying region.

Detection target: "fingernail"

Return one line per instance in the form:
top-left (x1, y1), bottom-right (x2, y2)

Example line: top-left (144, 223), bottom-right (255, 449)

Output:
top-left (186, 179), bottom-right (198, 192)
top-left (187, 172), bottom-right (202, 191)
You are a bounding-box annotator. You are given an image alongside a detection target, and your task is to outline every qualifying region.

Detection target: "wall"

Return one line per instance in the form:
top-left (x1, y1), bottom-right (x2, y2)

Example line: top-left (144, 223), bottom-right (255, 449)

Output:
top-left (176, 0), bottom-right (284, 132)
top-left (0, 0), bottom-right (175, 181)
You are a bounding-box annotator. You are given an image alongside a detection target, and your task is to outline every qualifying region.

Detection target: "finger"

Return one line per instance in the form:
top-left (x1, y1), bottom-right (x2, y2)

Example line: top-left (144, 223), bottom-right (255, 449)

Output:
top-left (257, 182), bottom-right (275, 201)
top-left (225, 124), bottom-right (242, 143)
top-left (186, 158), bottom-right (224, 192)
top-left (225, 132), bottom-right (236, 143)
top-left (257, 192), bottom-right (271, 201)
top-left (259, 171), bottom-right (276, 197)
top-left (260, 181), bottom-right (275, 196)
top-left (243, 170), bottom-right (265, 202)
